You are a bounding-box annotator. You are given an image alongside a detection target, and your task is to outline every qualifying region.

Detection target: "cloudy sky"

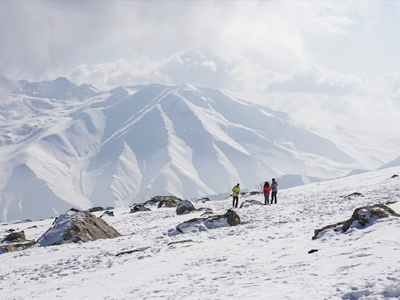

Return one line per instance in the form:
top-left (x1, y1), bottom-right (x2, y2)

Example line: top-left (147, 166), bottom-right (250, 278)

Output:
top-left (1, 0), bottom-right (400, 164)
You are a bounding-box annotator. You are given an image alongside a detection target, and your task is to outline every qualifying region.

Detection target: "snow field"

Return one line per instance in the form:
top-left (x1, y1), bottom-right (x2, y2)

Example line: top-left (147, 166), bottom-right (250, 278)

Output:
top-left (0, 166), bottom-right (400, 299)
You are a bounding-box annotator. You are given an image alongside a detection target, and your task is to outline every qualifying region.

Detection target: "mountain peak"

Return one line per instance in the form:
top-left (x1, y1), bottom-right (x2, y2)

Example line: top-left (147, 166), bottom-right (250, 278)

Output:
top-left (13, 77), bottom-right (97, 100)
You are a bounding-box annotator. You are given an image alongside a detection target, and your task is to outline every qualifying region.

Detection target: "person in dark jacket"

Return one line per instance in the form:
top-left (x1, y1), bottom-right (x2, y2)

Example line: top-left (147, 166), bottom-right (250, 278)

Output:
top-left (263, 181), bottom-right (271, 205)
top-left (232, 183), bottom-right (240, 208)
top-left (271, 178), bottom-right (278, 204)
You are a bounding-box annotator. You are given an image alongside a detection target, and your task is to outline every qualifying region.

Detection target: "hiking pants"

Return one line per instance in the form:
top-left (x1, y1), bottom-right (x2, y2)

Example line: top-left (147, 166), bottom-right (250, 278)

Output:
top-left (264, 193), bottom-right (270, 205)
top-left (232, 196), bottom-right (239, 208)
top-left (271, 191), bottom-right (277, 204)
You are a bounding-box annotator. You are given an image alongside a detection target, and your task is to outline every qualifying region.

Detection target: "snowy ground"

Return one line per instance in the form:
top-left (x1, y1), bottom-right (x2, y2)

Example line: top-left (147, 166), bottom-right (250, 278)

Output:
top-left (1, 166), bottom-right (400, 300)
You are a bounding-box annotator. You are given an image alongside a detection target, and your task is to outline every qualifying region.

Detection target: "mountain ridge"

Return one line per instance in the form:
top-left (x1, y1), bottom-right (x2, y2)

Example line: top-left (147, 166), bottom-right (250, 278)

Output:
top-left (0, 78), bottom-right (362, 220)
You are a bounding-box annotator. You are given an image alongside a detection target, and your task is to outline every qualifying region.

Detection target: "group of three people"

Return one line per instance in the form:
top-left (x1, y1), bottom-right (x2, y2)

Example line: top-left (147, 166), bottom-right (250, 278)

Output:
top-left (231, 178), bottom-right (278, 208)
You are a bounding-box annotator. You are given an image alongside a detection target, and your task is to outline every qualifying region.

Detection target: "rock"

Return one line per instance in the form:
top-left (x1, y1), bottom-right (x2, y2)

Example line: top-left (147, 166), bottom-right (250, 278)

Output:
top-left (196, 207), bottom-right (213, 215)
top-left (167, 239), bottom-right (194, 246)
top-left (144, 195), bottom-right (184, 208)
top-left (308, 249), bottom-right (318, 254)
top-left (391, 174), bottom-right (399, 178)
top-left (196, 197), bottom-right (211, 203)
top-left (130, 204), bottom-right (151, 213)
top-left (37, 208), bottom-right (121, 246)
top-left (3, 231), bottom-right (27, 243)
top-left (0, 245), bottom-right (19, 254)
top-left (250, 191), bottom-right (262, 195)
top-left (312, 204), bottom-right (400, 240)
top-left (172, 209), bottom-right (240, 235)
top-left (115, 249), bottom-right (143, 257)
top-left (1, 231), bottom-right (36, 253)
top-left (342, 192), bottom-right (363, 199)
top-left (386, 201), bottom-right (397, 205)
top-left (240, 200), bottom-right (263, 208)
top-left (176, 200), bottom-right (196, 215)
top-left (100, 211), bottom-right (114, 217)
top-left (88, 206), bottom-right (104, 212)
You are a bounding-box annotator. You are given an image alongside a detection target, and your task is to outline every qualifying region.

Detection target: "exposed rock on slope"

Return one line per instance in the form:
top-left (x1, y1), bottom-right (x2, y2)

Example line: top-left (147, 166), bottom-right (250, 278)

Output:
top-left (312, 204), bottom-right (400, 240)
top-left (144, 196), bottom-right (184, 208)
top-left (37, 209), bottom-right (121, 246)
top-left (176, 200), bottom-right (196, 215)
top-left (0, 230), bottom-right (36, 253)
top-left (171, 209), bottom-right (240, 235)
top-left (240, 200), bottom-right (264, 208)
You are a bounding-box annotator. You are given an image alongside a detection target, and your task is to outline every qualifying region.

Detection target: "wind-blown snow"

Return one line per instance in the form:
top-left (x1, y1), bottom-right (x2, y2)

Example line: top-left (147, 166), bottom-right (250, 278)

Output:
top-left (0, 166), bottom-right (399, 299)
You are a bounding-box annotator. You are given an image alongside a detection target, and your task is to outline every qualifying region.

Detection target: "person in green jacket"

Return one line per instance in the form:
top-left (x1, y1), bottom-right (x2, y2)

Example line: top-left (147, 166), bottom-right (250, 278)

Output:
top-left (232, 183), bottom-right (240, 208)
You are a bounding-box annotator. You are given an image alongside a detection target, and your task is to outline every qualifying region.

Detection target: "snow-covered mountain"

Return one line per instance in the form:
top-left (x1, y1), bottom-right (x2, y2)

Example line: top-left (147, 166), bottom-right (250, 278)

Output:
top-left (1, 164), bottom-right (399, 299)
top-left (0, 78), bottom-right (360, 221)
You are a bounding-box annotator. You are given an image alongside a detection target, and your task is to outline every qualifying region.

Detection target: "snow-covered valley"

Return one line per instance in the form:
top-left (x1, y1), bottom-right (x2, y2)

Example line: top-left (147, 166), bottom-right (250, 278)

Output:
top-left (1, 165), bottom-right (399, 300)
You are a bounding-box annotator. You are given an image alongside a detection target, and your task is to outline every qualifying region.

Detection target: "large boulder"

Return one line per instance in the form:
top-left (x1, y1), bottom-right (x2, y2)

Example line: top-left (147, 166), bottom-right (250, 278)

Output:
top-left (37, 208), bottom-right (121, 246)
top-left (170, 209), bottom-right (240, 235)
top-left (176, 200), bottom-right (196, 215)
top-left (144, 195), bottom-right (184, 208)
top-left (312, 204), bottom-right (400, 240)
top-left (240, 200), bottom-right (263, 208)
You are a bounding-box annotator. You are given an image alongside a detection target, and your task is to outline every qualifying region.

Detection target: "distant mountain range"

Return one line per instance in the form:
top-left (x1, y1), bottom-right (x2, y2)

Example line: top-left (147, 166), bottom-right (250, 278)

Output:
top-left (0, 78), bottom-right (364, 220)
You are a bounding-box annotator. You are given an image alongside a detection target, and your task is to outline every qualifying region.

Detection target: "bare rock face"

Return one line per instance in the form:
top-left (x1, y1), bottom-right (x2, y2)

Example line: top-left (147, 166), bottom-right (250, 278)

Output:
top-left (240, 200), bottom-right (263, 208)
top-left (176, 200), bottom-right (196, 215)
top-left (312, 204), bottom-right (400, 240)
top-left (37, 208), bottom-right (121, 247)
top-left (170, 209), bottom-right (240, 235)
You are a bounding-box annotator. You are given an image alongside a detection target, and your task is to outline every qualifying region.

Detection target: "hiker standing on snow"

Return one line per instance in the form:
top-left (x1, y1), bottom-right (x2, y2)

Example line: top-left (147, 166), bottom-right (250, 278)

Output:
top-left (263, 181), bottom-right (271, 205)
top-left (271, 178), bottom-right (278, 204)
top-left (232, 183), bottom-right (240, 208)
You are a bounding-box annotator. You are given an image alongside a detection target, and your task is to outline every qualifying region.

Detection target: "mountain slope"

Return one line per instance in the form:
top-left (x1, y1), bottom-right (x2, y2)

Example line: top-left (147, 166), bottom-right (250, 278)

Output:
top-left (0, 80), bottom-right (360, 220)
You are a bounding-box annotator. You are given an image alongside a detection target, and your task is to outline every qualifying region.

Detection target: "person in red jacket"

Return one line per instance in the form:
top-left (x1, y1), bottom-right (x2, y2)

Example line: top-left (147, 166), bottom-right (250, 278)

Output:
top-left (263, 181), bottom-right (271, 205)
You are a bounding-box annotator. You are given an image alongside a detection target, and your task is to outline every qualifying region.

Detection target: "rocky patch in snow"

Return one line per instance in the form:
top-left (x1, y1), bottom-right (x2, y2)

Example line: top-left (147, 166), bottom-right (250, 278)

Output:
top-left (312, 204), bottom-right (400, 239)
top-left (240, 200), bottom-right (264, 208)
top-left (130, 204), bottom-right (151, 213)
top-left (144, 195), bottom-right (184, 208)
top-left (0, 230), bottom-right (36, 253)
top-left (170, 209), bottom-right (240, 235)
top-left (37, 208), bottom-right (121, 246)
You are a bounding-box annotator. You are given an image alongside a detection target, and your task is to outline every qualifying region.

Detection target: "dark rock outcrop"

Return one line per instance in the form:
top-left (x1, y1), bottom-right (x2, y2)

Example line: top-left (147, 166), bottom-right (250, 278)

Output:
top-left (37, 208), bottom-right (121, 246)
top-left (312, 204), bottom-right (400, 240)
top-left (1, 230), bottom-right (36, 253)
top-left (144, 195), bottom-right (184, 208)
top-left (88, 206), bottom-right (104, 212)
top-left (172, 209), bottom-right (240, 235)
top-left (196, 197), bottom-right (211, 203)
top-left (176, 200), bottom-right (196, 215)
top-left (130, 204), bottom-right (151, 213)
top-left (391, 174), bottom-right (399, 178)
top-left (167, 239), bottom-right (194, 246)
top-left (100, 211), bottom-right (115, 217)
top-left (250, 191), bottom-right (262, 195)
top-left (3, 231), bottom-right (27, 243)
top-left (240, 200), bottom-right (263, 208)
top-left (342, 192), bottom-right (363, 199)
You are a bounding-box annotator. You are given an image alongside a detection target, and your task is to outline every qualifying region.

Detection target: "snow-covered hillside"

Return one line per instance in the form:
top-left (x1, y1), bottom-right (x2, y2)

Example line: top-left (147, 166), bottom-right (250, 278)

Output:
top-left (0, 79), bottom-right (361, 221)
top-left (0, 165), bottom-right (399, 300)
